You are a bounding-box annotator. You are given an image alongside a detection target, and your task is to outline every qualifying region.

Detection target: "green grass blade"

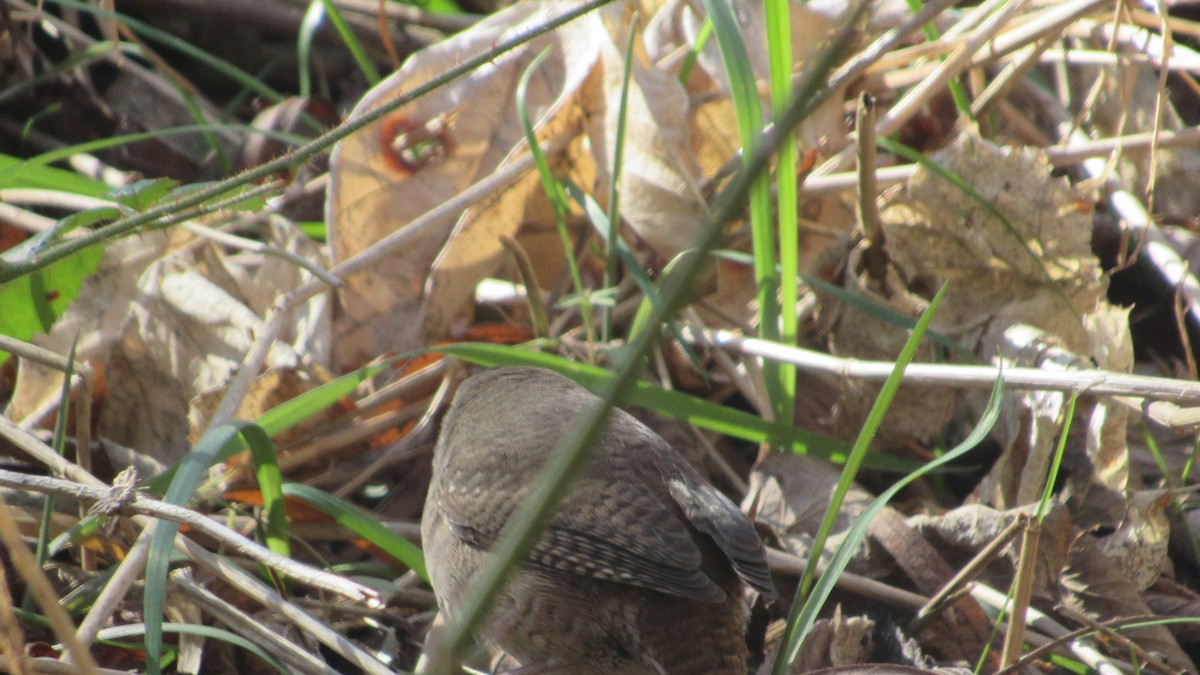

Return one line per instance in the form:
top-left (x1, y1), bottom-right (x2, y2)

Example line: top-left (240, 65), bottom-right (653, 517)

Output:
top-left (776, 352), bottom-right (1004, 671)
top-left (144, 421), bottom-right (271, 675)
top-left (318, 0), bottom-right (382, 85)
top-left (678, 18), bottom-right (713, 85)
top-left (96, 622), bottom-right (288, 673)
top-left (772, 282), bottom-right (1007, 671)
top-left (35, 339), bottom-right (76, 566)
top-left (602, 16), bottom-right (637, 342)
top-left (298, 2), bottom-right (325, 97)
top-left (702, 0), bottom-right (784, 423)
top-left (765, 0), bottom-right (798, 430)
top-left (516, 48), bottom-right (594, 349)
top-left (773, 281), bottom-right (948, 672)
top-left (282, 483), bottom-right (427, 581)
top-left (245, 428), bottom-right (290, 563)
top-left (0, 153), bottom-right (106, 195)
top-left (1036, 392), bottom-right (1077, 522)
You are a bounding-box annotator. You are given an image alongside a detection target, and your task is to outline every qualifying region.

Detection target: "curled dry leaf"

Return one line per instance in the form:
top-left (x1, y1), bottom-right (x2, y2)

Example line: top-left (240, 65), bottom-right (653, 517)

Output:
top-left (327, 2), bottom-right (604, 365)
top-left (1094, 489), bottom-right (1172, 593)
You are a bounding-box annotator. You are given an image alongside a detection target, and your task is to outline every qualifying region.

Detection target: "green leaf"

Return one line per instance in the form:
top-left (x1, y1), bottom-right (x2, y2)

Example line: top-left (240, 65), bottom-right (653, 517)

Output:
top-left (108, 178), bottom-right (181, 211)
top-left (0, 245), bottom-right (103, 366)
top-left (0, 153), bottom-right (107, 196)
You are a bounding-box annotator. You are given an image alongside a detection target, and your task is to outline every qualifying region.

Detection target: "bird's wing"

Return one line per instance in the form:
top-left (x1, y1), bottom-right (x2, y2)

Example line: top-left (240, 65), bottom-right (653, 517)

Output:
top-left (439, 466), bottom-right (727, 603)
top-left (665, 473), bottom-right (778, 599)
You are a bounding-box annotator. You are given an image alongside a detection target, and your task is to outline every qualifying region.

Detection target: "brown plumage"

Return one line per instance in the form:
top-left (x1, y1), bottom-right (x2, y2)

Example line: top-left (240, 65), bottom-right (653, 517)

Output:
top-left (421, 366), bottom-right (776, 674)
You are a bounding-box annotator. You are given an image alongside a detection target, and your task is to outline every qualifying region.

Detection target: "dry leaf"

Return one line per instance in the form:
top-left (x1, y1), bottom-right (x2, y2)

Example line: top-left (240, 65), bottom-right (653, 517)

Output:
top-left (1061, 530), bottom-right (1193, 670)
top-left (327, 1), bottom-right (603, 366)
top-left (744, 452), bottom-right (878, 575)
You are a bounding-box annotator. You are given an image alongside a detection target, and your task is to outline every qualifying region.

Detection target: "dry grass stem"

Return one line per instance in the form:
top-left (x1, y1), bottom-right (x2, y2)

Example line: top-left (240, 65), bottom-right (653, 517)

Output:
top-left (0, 498), bottom-right (99, 674)
top-left (0, 470), bottom-right (380, 604)
top-left (172, 571), bottom-right (340, 675)
top-left (693, 329), bottom-right (1200, 402)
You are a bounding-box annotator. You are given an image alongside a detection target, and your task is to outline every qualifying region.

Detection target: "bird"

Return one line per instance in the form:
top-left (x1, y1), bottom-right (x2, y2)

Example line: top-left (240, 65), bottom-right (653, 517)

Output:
top-left (421, 365), bottom-right (776, 674)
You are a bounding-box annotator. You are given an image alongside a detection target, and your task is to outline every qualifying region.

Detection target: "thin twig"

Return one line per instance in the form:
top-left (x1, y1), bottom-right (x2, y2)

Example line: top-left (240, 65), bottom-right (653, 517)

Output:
top-left (182, 222), bottom-right (343, 287)
top-left (688, 328), bottom-right (1200, 402)
top-left (802, 124), bottom-right (1200, 196)
top-left (814, 0), bottom-right (1033, 176)
top-left (0, 470), bottom-right (380, 605)
top-left (172, 571), bottom-right (340, 675)
top-left (74, 525), bottom-right (153, 650)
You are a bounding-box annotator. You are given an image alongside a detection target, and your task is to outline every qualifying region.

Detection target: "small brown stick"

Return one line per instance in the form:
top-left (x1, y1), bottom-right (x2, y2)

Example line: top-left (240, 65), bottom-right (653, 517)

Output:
top-left (765, 547), bottom-right (928, 610)
top-left (279, 398), bottom-right (431, 475)
top-left (335, 373), bottom-right (452, 497)
top-left (183, 222), bottom-right (342, 287)
top-left (74, 526), bottom-right (154, 650)
top-left (854, 93), bottom-right (886, 287)
top-left (802, 124), bottom-right (1200, 196)
top-left (814, 0), bottom-right (1033, 176)
top-left (915, 515), bottom-right (1025, 626)
top-left (500, 234), bottom-right (551, 339)
top-left (971, 33), bottom-right (1059, 117)
top-left (1000, 514), bottom-right (1039, 667)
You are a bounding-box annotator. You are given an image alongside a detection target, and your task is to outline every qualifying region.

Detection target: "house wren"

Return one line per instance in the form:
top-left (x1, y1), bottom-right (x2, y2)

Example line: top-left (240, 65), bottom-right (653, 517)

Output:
top-left (421, 366), bottom-right (776, 674)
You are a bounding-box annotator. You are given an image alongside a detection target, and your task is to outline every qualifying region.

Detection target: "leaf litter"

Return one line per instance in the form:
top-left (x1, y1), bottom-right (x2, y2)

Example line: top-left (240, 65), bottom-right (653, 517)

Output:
top-left (2, 0), bottom-right (1200, 672)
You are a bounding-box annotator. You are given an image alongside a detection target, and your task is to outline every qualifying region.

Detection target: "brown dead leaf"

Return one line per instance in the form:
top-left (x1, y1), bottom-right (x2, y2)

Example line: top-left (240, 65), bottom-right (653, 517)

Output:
top-left (744, 452), bottom-right (878, 575)
top-left (869, 508), bottom-right (996, 669)
top-left (1144, 577), bottom-right (1200, 646)
top-left (327, 2), bottom-right (605, 367)
top-left (906, 503), bottom-right (1072, 603)
top-left (9, 232), bottom-right (173, 427)
top-left (11, 218), bottom-right (329, 465)
top-left (782, 606), bottom-right (874, 673)
top-left (1094, 490), bottom-right (1172, 592)
top-left (1061, 530), bottom-right (1194, 670)
top-left (822, 131), bottom-right (1134, 511)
